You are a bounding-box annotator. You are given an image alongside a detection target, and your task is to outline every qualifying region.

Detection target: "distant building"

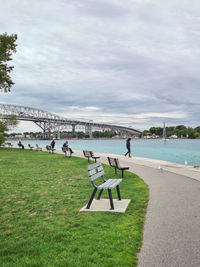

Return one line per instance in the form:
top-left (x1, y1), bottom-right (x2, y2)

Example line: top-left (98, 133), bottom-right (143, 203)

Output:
top-left (14, 134), bottom-right (24, 138)
top-left (169, 135), bottom-right (178, 139)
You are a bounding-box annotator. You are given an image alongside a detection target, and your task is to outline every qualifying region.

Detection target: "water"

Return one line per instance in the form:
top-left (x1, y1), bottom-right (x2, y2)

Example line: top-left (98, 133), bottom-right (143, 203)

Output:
top-left (8, 139), bottom-right (200, 166)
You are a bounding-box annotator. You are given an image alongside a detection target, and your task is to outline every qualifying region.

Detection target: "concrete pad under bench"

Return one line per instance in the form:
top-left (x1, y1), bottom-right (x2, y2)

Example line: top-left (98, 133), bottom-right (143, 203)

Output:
top-left (80, 199), bottom-right (131, 213)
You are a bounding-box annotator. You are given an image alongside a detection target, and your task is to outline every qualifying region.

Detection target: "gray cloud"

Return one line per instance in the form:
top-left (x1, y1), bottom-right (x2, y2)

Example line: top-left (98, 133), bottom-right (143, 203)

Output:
top-left (1, 0), bottom-right (200, 132)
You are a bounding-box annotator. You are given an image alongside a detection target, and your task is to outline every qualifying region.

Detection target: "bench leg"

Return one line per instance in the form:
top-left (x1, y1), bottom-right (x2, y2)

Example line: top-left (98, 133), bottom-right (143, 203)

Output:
top-left (87, 157), bottom-right (90, 163)
top-left (116, 185), bottom-right (121, 200)
top-left (108, 189), bottom-right (114, 210)
top-left (115, 167), bottom-right (117, 175)
top-left (86, 188), bottom-right (97, 209)
top-left (97, 189), bottom-right (103, 200)
top-left (121, 169), bottom-right (124, 178)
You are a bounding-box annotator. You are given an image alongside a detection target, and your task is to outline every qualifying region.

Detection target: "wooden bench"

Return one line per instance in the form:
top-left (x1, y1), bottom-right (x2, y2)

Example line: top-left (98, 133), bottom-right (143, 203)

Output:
top-left (62, 146), bottom-right (72, 158)
top-left (28, 144), bottom-right (34, 150)
top-left (86, 162), bottom-right (122, 210)
top-left (35, 144), bottom-right (42, 151)
top-left (46, 145), bottom-right (56, 153)
top-left (107, 157), bottom-right (129, 178)
top-left (83, 150), bottom-right (100, 163)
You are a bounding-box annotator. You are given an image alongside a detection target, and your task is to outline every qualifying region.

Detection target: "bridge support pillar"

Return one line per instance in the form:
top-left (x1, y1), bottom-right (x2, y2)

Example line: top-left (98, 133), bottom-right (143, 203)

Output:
top-left (43, 129), bottom-right (46, 139)
top-left (85, 124), bottom-right (92, 138)
top-left (53, 131), bottom-right (60, 139)
top-left (72, 125), bottom-right (76, 136)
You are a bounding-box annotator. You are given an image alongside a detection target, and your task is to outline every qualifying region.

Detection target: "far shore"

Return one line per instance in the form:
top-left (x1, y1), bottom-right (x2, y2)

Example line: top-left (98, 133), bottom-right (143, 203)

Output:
top-left (6, 137), bottom-right (200, 141)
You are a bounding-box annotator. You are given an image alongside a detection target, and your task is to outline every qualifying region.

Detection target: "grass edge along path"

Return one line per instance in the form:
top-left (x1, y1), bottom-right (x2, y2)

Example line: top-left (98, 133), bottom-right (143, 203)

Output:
top-left (0, 148), bottom-right (149, 267)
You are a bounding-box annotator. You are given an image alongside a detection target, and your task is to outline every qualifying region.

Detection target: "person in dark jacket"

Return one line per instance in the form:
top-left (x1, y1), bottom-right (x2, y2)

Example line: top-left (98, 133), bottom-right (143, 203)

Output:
top-left (63, 140), bottom-right (73, 154)
top-left (18, 140), bottom-right (24, 149)
top-left (124, 138), bottom-right (131, 157)
top-left (50, 138), bottom-right (55, 149)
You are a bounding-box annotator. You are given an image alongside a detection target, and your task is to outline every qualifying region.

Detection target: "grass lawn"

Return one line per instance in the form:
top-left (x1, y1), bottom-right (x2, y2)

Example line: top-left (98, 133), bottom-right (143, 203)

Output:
top-left (0, 148), bottom-right (148, 267)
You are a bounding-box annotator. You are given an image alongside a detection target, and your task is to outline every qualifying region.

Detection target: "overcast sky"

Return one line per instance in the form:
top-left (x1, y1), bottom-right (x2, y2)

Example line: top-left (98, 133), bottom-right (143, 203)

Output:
top-left (1, 0), bottom-right (200, 132)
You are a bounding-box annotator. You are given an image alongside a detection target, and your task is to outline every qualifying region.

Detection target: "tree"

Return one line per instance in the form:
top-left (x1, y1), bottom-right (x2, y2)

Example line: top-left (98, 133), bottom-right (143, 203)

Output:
top-left (0, 115), bottom-right (18, 145)
top-left (149, 127), bottom-right (163, 136)
top-left (188, 128), bottom-right (199, 139)
top-left (0, 32), bottom-right (17, 92)
top-left (195, 126), bottom-right (200, 133)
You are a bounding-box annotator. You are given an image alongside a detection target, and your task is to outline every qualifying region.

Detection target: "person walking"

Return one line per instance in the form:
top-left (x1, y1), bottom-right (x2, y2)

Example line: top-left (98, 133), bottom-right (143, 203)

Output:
top-left (124, 138), bottom-right (131, 157)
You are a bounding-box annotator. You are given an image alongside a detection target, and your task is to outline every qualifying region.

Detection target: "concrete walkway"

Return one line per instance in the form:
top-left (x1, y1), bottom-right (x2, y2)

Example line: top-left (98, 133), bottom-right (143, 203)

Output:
top-left (58, 150), bottom-right (200, 266)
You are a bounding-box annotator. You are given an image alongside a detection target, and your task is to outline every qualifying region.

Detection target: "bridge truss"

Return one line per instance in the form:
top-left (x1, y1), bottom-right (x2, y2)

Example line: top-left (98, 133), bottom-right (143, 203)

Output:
top-left (0, 104), bottom-right (141, 138)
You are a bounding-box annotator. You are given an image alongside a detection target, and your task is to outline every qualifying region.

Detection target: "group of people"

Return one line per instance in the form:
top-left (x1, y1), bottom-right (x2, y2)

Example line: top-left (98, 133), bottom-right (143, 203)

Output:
top-left (18, 138), bottom-right (132, 157)
top-left (51, 138), bottom-right (132, 157)
top-left (50, 138), bottom-right (74, 155)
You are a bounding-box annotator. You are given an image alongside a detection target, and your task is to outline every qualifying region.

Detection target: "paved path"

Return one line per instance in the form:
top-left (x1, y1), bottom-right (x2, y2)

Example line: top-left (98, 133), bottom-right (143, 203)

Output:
top-left (58, 150), bottom-right (200, 266)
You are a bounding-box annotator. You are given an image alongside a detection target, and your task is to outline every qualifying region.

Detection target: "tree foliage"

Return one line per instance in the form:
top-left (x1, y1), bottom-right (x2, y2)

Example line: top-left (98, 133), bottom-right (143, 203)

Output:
top-left (142, 125), bottom-right (200, 139)
top-left (0, 32), bottom-right (17, 92)
top-left (92, 130), bottom-right (116, 138)
top-left (0, 115), bottom-right (18, 145)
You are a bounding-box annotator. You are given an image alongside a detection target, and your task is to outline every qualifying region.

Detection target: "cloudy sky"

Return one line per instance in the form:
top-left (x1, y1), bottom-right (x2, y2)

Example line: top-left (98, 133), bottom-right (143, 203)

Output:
top-left (1, 0), bottom-right (200, 132)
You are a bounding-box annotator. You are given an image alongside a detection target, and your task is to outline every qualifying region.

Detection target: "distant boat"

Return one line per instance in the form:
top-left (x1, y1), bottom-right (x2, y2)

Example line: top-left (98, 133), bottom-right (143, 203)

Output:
top-left (162, 122), bottom-right (169, 141)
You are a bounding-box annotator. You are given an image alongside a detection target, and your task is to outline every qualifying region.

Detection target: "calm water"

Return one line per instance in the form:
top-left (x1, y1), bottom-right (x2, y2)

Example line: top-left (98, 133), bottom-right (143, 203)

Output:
top-left (8, 139), bottom-right (200, 166)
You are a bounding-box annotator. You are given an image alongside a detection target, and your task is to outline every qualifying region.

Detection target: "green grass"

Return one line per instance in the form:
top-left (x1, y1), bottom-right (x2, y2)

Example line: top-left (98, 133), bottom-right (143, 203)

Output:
top-left (0, 148), bottom-right (148, 267)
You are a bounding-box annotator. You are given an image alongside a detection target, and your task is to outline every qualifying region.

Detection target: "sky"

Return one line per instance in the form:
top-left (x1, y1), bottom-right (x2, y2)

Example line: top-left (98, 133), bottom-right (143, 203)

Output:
top-left (1, 0), bottom-right (200, 132)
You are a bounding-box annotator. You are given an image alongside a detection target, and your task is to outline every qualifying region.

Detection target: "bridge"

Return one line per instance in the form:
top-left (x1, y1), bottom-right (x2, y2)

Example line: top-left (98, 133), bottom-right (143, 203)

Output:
top-left (0, 104), bottom-right (141, 139)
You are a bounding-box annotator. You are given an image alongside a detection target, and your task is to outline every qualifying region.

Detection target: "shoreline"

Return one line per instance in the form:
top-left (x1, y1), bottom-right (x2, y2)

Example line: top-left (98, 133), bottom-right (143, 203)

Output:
top-left (56, 149), bottom-right (200, 183)
top-left (4, 138), bottom-right (200, 169)
top-left (3, 146), bottom-right (200, 181)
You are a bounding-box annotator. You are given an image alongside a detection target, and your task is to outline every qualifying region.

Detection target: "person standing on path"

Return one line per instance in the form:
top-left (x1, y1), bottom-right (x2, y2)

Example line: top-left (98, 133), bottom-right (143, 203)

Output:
top-left (125, 138), bottom-right (131, 157)
top-left (50, 138), bottom-right (55, 149)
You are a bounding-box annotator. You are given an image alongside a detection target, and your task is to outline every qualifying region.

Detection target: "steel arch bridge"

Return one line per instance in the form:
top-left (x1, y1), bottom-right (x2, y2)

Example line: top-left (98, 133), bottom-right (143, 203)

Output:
top-left (0, 103), bottom-right (141, 138)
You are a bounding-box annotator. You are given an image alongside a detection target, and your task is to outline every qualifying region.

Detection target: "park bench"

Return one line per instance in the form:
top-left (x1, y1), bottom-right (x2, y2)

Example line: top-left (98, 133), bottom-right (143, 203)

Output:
top-left (5, 142), bottom-right (13, 148)
top-left (36, 144), bottom-right (42, 151)
top-left (46, 145), bottom-right (55, 153)
top-left (194, 164), bottom-right (200, 168)
top-left (107, 157), bottom-right (129, 178)
top-left (83, 150), bottom-right (100, 163)
top-left (86, 162), bottom-right (122, 210)
top-left (62, 146), bottom-right (72, 158)
top-left (28, 144), bottom-right (34, 150)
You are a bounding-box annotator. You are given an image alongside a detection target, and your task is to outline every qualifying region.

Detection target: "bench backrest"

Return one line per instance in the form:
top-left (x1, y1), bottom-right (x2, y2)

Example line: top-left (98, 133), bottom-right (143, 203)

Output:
top-left (87, 162), bottom-right (104, 182)
top-left (83, 150), bottom-right (92, 157)
top-left (115, 158), bottom-right (120, 168)
top-left (108, 157), bottom-right (120, 168)
top-left (108, 157), bottom-right (117, 167)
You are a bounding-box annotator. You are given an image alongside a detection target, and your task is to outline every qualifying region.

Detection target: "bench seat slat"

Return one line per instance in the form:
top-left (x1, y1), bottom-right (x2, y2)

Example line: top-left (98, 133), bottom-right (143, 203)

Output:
top-left (118, 167), bottom-right (129, 170)
top-left (98, 179), bottom-right (122, 189)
